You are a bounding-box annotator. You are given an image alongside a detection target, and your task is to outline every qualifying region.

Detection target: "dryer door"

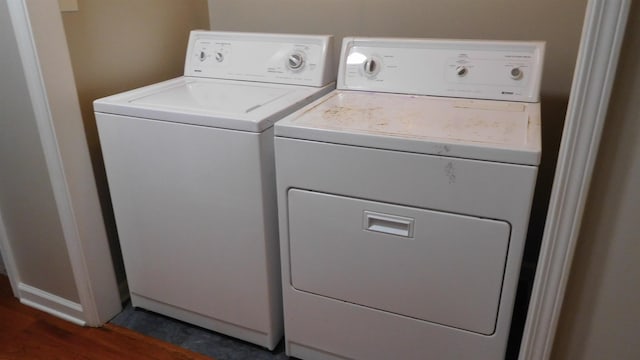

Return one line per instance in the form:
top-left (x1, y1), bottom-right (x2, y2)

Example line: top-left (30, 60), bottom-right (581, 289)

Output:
top-left (287, 189), bottom-right (510, 335)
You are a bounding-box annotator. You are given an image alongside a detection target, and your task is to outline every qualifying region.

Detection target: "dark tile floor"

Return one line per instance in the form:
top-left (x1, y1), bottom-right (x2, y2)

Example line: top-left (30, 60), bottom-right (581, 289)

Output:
top-left (111, 298), bottom-right (528, 360)
top-left (110, 304), bottom-right (289, 360)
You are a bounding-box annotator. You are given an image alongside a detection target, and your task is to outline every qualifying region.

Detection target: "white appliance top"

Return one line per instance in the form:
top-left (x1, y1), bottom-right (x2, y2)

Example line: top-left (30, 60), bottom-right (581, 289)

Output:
top-left (275, 37), bottom-right (545, 165)
top-left (94, 31), bottom-right (336, 132)
top-left (276, 90), bottom-right (540, 164)
top-left (94, 77), bottom-right (333, 132)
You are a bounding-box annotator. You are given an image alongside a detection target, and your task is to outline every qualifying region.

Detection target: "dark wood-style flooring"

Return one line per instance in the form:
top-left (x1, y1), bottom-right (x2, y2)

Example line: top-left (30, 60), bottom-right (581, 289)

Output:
top-left (0, 275), bottom-right (213, 359)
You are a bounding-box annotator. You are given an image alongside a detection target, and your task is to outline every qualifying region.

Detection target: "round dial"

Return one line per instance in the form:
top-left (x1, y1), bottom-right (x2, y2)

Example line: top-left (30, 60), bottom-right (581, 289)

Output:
top-left (363, 57), bottom-right (381, 77)
top-left (287, 52), bottom-right (305, 71)
top-left (456, 65), bottom-right (468, 77)
top-left (198, 51), bottom-right (207, 62)
top-left (510, 67), bottom-right (523, 80)
top-left (215, 52), bottom-right (224, 63)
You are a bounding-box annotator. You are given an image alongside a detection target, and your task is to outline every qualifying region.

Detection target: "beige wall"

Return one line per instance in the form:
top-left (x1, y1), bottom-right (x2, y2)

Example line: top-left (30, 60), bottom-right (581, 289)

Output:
top-left (61, 0), bottom-right (209, 291)
top-left (552, 2), bottom-right (640, 359)
top-left (209, 0), bottom-right (586, 97)
top-left (0, 0), bottom-right (79, 301)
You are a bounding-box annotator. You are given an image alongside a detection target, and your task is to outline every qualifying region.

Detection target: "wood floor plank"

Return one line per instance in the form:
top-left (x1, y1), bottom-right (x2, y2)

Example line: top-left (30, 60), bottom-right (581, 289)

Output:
top-left (0, 305), bottom-right (35, 334)
top-left (0, 275), bottom-right (213, 359)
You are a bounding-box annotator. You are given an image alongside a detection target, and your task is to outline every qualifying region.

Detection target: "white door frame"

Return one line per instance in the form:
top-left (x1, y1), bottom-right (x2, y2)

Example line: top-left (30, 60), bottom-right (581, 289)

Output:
top-left (0, 0), bottom-right (631, 355)
top-left (519, 0), bottom-right (631, 359)
top-left (2, 0), bottom-right (120, 326)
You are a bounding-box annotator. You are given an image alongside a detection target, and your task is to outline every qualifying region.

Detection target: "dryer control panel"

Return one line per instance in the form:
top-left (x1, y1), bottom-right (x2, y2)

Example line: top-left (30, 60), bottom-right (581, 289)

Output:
top-left (338, 37), bottom-right (545, 102)
top-left (185, 31), bottom-right (335, 87)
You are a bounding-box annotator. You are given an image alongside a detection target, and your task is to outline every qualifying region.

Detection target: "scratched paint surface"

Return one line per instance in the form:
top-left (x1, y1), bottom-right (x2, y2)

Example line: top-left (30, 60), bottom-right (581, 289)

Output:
top-left (291, 91), bottom-right (536, 146)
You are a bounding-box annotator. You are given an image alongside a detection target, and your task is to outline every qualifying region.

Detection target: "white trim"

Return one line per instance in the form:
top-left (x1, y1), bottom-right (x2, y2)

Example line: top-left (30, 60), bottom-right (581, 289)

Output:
top-left (18, 282), bottom-right (86, 326)
top-left (519, 1), bottom-right (631, 359)
top-left (0, 207), bottom-right (20, 296)
top-left (5, 0), bottom-right (101, 324)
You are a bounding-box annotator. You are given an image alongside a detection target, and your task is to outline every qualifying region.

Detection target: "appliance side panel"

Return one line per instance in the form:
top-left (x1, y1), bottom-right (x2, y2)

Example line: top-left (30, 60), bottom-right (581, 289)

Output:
top-left (96, 113), bottom-right (274, 332)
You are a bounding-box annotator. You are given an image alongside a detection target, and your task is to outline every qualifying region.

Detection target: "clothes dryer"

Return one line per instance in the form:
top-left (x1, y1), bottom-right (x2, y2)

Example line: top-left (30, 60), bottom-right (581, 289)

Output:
top-left (94, 31), bottom-right (335, 350)
top-left (274, 37), bottom-right (544, 359)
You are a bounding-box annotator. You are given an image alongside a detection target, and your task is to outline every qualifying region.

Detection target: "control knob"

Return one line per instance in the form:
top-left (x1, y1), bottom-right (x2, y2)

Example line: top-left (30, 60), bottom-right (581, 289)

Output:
top-left (287, 52), bottom-right (305, 71)
top-left (363, 57), bottom-right (381, 77)
top-left (510, 67), bottom-right (523, 80)
top-left (455, 65), bottom-right (468, 77)
top-left (215, 52), bottom-right (224, 63)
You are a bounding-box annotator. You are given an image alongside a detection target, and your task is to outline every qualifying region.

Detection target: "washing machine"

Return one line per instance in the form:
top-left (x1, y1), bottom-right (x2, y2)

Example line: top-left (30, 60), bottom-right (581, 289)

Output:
top-left (274, 37), bottom-right (545, 359)
top-left (93, 31), bottom-right (335, 350)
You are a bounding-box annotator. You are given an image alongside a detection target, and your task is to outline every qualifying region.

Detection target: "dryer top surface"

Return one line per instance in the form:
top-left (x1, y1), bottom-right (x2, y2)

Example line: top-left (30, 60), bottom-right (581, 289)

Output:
top-left (275, 90), bottom-right (541, 165)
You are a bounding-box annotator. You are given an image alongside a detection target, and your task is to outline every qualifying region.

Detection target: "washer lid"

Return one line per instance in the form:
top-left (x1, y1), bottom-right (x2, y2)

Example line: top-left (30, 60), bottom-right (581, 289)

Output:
top-left (275, 90), bottom-right (541, 165)
top-left (94, 77), bottom-right (334, 132)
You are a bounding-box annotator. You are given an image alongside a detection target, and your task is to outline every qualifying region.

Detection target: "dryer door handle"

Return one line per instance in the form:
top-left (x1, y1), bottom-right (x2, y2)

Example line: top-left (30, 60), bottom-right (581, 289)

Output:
top-left (363, 211), bottom-right (414, 238)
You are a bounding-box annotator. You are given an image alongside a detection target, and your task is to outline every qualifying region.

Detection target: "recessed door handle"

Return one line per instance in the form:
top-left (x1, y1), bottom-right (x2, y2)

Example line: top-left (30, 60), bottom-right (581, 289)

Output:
top-left (363, 211), bottom-right (414, 238)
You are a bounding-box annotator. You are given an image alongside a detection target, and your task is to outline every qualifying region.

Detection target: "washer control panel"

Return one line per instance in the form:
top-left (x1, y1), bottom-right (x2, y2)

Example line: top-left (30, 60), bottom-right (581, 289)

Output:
top-left (185, 31), bottom-right (335, 87)
top-left (339, 37), bottom-right (545, 102)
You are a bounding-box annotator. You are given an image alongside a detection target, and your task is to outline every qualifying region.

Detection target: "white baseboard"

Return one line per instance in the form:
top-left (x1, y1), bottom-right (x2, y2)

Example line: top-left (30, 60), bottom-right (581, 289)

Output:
top-left (18, 282), bottom-right (86, 326)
